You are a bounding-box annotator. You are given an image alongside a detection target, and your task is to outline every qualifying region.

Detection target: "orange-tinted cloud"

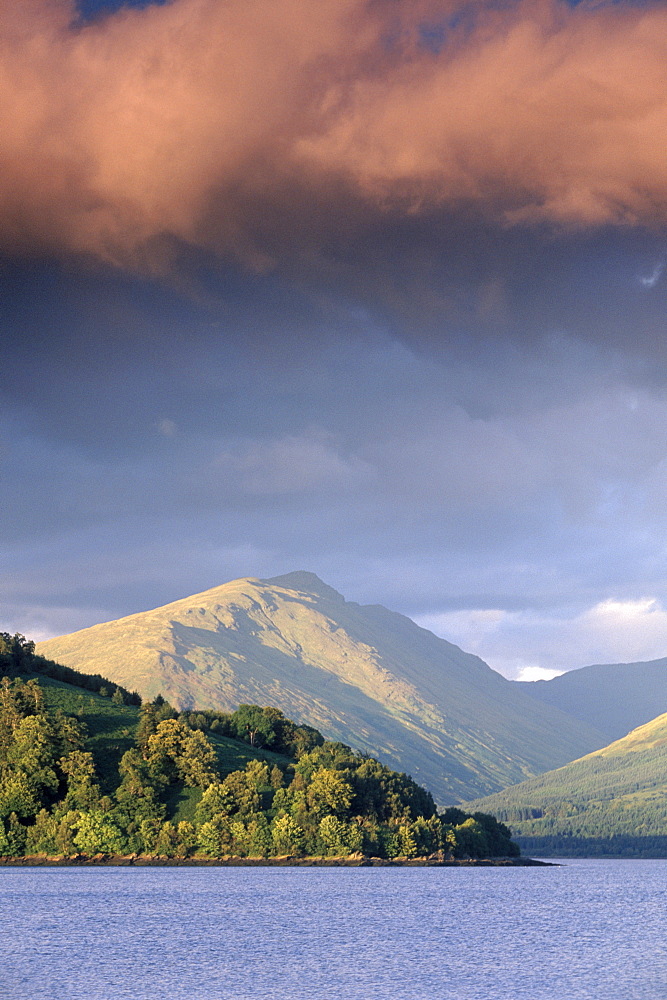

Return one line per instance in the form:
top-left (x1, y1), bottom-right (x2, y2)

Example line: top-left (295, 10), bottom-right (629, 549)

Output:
top-left (304, 0), bottom-right (667, 228)
top-left (2, 0), bottom-right (667, 270)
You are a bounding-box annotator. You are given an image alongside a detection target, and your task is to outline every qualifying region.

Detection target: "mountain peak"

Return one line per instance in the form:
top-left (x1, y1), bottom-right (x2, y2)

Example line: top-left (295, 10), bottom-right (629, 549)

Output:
top-left (36, 570), bottom-right (604, 803)
top-left (261, 571), bottom-right (345, 603)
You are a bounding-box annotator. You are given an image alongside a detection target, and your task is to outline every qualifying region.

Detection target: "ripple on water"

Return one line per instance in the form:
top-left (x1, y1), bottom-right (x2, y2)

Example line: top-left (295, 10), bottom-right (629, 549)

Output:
top-left (0, 859), bottom-right (665, 1000)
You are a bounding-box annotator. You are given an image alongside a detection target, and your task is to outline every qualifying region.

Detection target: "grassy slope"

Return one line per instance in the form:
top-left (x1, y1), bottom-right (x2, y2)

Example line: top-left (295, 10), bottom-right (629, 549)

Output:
top-left (33, 675), bottom-right (291, 804)
top-left (34, 676), bottom-right (140, 793)
top-left (38, 572), bottom-right (605, 804)
top-left (466, 712), bottom-right (667, 855)
top-left (516, 657), bottom-right (667, 744)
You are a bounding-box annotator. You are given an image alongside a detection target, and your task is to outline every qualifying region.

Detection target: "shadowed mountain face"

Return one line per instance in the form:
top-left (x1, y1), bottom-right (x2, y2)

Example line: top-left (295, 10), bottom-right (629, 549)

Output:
top-left (37, 571), bottom-right (605, 803)
top-left (516, 658), bottom-right (667, 744)
top-left (466, 710), bottom-right (667, 854)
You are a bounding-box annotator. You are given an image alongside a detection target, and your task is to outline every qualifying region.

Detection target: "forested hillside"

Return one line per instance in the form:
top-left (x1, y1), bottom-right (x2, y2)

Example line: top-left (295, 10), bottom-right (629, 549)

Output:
top-left (0, 633), bottom-right (517, 861)
top-left (466, 712), bottom-right (667, 857)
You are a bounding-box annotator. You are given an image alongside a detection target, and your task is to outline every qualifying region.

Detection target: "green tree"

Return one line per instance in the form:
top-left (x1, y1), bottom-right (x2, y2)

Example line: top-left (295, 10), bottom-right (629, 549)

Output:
top-left (453, 817), bottom-right (489, 859)
top-left (195, 782), bottom-right (236, 825)
top-left (270, 765), bottom-right (284, 789)
top-left (0, 771), bottom-right (44, 820)
top-left (306, 768), bottom-right (353, 819)
top-left (139, 817), bottom-right (163, 854)
top-left (146, 719), bottom-right (218, 788)
top-left (25, 808), bottom-right (59, 855)
top-left (154, 821), bottom-right (181, 857)
top-left (6, 812), bottom-right (27, 856)
top-left (60, 751), bottom-right (101, 812)
top-left (0, 818), bottom-right (11, 855)
top-left (199, 814), bottom-right (234, 856)
top-left (0, 812), bottom-right (27, 856)
top-left (318, 815), bottom-right (363, 856)
top-left (177, 729), bottom-right (218, 788)
top-left (246, 815), bottom-right (272, 857)
top-left (410, 815), bottom-right (443, 857)
top-left (112, 749), bottom-right (166, 850)
top-left (53, 811), bottom-right (80, 855)
top-left (271, 814), bottom-right (305, 855)
top-left (221, 768), bottom-right (261, 817)
top-left (136, 703), bottom-right (158, 752)
top-left (73, 811), bottom-right (127, 854)
top-left (176, 821), bottom-right (198, 856)
top-left (230, 705), bottom-right (276, 748)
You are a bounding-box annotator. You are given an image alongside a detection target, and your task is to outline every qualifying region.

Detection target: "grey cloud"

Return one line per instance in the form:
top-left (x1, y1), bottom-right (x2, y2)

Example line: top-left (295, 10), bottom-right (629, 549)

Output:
top-left (3, 248), bottom-right (667, 672)
top-left (5, 307), bottom-right (667, 661)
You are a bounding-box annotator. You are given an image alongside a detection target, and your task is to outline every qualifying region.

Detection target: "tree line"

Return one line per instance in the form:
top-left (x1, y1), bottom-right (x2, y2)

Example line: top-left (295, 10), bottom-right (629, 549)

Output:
top-left (0, 673), bottom-right (518, 860)
top-left (0, 633), bottom-right (141, 706)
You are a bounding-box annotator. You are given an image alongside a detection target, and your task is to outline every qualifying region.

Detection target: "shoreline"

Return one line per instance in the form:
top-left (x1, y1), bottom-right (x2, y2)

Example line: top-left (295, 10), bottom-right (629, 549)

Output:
top-left (0, 853), bottom-right (552, 868)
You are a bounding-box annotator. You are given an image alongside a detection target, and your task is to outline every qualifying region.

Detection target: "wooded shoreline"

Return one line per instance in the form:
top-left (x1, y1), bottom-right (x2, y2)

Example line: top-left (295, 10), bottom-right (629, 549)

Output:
top-left (0, 853), bottom-right (551, 867)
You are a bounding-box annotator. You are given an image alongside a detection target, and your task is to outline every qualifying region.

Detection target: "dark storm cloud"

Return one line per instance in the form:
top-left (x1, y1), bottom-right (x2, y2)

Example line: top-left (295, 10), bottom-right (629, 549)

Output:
top-left (4, 267), bottom-right (667, 669)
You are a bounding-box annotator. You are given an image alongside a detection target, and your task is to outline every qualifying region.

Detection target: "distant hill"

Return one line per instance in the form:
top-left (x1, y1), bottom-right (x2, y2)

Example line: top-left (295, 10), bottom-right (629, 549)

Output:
top-left (37, 571), bottom-right (605, 803)
top-left (466, 712), bottom-right (667, 856)
top-left (516, 658), bottom-right (667, 744)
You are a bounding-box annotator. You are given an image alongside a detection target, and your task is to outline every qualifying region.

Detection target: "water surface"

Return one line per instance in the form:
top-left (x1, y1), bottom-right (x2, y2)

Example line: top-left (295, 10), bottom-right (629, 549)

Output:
top-left (1, 859), bottom-right (664, 999)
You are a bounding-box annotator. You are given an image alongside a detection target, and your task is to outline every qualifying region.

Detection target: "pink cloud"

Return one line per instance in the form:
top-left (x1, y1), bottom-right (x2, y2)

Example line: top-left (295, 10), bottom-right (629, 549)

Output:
top-left (2, 0), bottom-right (667, 269)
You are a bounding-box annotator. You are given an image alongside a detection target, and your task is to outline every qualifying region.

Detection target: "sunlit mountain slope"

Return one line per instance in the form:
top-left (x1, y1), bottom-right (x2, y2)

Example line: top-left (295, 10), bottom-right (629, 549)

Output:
top-left (38, 571), bottom-right (605, 803)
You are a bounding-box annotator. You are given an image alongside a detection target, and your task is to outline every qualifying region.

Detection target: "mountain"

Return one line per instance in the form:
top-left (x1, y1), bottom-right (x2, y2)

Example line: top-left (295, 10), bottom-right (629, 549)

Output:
top-left (36, 571), bottom-right (605, 803)
top-left (466, 711), bottom-right (667, 856)
top-left (516, 658), bottom-right (667, 744)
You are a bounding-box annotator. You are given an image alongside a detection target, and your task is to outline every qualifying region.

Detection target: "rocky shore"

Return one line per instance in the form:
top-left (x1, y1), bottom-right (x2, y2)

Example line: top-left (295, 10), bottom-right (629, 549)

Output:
top-left (0, 853), bottom-right (552, 867)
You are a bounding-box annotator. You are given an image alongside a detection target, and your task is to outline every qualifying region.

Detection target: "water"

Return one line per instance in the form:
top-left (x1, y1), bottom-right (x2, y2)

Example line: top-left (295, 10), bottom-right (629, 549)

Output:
top-left (0, 859), bottom-right (665, 1000)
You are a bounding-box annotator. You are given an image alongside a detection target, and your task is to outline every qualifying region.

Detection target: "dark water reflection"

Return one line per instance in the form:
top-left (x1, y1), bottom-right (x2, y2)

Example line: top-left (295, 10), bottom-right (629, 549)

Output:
top-left (1, 859), bottom-right (665, 999)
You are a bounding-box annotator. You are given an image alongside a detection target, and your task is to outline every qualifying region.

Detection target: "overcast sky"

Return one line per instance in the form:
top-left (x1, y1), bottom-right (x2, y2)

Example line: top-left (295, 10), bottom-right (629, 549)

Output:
top-left (3, 0), bottom-right (667, 679)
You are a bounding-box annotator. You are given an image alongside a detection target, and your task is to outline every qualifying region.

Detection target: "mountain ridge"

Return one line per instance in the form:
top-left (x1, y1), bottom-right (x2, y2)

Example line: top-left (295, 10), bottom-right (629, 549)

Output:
top-left (516, 657), bottom-right (667, 743)
top-left (36, 572), bottom-right (606, 804)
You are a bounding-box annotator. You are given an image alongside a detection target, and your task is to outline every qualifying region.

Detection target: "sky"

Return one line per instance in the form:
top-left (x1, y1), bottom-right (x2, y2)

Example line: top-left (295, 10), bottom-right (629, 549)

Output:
top-left (3, 0), bottom-right (667, 680)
